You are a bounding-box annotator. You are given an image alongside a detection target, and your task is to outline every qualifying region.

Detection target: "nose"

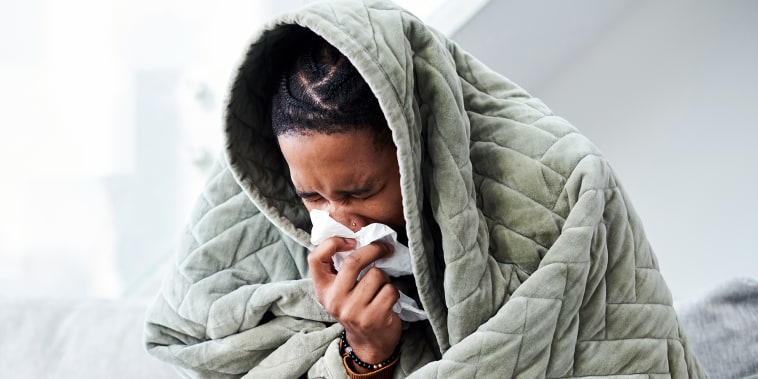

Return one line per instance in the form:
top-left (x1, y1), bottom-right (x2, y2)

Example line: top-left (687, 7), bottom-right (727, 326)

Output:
top-left (326, 202), bottom-right (362, 232)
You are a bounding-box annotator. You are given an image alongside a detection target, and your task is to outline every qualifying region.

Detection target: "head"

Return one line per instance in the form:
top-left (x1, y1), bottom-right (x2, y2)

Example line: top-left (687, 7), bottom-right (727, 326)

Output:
top-left (271, 32), bottom-right (404, 234)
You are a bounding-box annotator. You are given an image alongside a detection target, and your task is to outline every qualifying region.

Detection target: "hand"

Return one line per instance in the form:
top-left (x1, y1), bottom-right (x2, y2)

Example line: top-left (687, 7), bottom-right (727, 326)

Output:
top-left (308, 238), bottom-right (402, 371)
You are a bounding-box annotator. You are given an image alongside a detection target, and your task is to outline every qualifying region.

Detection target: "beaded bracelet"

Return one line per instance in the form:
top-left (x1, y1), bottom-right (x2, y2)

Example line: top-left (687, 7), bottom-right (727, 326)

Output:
top-left (340, 330), bottom-right (400, 371)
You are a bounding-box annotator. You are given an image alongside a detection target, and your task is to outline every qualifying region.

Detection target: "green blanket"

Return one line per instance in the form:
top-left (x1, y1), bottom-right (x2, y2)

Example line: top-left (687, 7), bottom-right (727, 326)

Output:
top-left (144, 1), bottom-right (707, 377)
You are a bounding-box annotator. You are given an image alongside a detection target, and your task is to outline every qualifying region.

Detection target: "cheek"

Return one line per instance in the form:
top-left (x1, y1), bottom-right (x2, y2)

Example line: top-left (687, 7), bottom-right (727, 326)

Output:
top-left (371, 185), bottom-right (404, 225)
top-left (301, 202), bottom-right (317, 213)
top-left (300, 200), bottom-right (330, 216)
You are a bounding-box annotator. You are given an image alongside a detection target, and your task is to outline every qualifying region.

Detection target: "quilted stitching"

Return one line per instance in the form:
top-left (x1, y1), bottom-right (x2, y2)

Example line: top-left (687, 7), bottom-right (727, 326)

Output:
top-left (143, 1), bottom-right (707, 378)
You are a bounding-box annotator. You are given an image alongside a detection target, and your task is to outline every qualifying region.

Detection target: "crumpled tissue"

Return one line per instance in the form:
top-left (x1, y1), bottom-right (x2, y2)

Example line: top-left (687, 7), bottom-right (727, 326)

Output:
top-left (309, 209), bottom-right (427, 321)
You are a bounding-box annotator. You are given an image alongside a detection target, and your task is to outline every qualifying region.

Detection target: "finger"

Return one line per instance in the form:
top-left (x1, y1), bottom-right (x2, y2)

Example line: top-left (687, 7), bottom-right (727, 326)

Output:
top-left (308, 237), bottom-right (356, 287)
top-left (349, 267), bottom-right (392, 304)
top-left (352, 283), bottom-right (400, 331)
top-left (370, 281), bottom-right (401, 310)
top-left (334, 242), bottom-right (394, 288)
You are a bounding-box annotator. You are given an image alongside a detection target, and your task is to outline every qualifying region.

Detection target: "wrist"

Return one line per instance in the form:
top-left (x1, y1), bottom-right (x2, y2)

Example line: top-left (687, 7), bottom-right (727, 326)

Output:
top-left (340, 330), bottom-right (400, 374)
top-left (348, 345), bottom-right (395, 367)
top-left (342, 355), bottom-right (398, 378)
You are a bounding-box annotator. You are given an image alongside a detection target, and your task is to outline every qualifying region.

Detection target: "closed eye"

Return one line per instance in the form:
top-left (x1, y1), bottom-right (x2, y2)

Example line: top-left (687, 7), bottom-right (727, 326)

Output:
top-left (295, 190), bottom-right (323, 203)
top-left (337, 185), bottom-right (375, 199)
top-left (295, 183), bottom-right (380, 203)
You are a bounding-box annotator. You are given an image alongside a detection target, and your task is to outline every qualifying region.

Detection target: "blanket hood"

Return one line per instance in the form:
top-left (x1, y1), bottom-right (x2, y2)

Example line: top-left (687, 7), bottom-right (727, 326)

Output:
top-left (225, 1), bottom-right (432, 249)
top-left (224, 0), bottom-right (513, 351)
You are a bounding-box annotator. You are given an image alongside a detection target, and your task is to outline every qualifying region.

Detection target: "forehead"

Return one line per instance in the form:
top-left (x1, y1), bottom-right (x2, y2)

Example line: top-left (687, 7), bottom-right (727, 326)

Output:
top-left (277, 130), bottom-right (397, 190)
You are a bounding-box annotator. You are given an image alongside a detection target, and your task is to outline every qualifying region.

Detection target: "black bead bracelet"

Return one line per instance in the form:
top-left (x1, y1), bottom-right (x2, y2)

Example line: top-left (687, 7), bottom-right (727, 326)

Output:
top-left (340, 329), bottom-right (400, 371)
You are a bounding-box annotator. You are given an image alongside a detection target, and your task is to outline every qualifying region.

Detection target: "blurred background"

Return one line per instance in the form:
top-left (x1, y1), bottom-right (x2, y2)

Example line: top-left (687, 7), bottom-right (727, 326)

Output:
top-left (0, 0), bottom-right (756, 315)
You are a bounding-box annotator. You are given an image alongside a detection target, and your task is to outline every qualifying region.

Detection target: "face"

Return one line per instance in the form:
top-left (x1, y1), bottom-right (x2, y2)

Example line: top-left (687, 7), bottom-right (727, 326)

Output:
top-left (278, 129), bottom-right (405, 235)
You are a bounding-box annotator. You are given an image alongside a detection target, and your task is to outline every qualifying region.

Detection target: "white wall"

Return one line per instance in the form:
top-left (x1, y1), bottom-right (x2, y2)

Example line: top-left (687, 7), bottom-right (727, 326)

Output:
top-left (0, 0), bottom-right (473, 300)
top-left (453, 0), bottom-right (758, 301)
top-left (0, 0), bottom-right (306, 299)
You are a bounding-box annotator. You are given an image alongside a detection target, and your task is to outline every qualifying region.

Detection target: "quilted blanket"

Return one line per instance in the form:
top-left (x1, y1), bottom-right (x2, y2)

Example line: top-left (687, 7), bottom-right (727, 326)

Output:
top-left (144, 1), bottom-right (707, 377)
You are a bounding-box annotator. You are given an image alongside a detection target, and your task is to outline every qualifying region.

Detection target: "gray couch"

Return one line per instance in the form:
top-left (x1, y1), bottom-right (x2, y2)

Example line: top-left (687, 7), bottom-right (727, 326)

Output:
top-left (0, 297), bottom-right (179, 378)
top-left (676, 277), bottom-right (758, 379)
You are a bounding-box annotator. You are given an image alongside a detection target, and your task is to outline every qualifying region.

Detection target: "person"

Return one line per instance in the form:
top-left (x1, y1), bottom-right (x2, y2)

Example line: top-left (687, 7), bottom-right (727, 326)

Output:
top-left (144, 1), bottom-right (707, 378)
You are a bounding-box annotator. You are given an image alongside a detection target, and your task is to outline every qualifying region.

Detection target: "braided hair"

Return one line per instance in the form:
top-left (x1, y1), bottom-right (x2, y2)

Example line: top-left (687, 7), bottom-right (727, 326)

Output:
top-left (271, 32), bottom-right (391, 147)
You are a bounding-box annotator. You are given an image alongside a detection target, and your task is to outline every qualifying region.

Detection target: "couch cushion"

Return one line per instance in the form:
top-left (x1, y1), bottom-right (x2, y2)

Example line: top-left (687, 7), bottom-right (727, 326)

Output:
top-left (0, 298), bottom-right (179, 379)
top-left (676, 277), bottom-right (758, 378)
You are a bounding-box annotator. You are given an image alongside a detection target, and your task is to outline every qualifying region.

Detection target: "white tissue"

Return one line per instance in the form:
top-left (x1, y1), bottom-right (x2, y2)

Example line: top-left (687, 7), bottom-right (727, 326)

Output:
top-left (309, 209), bottom-right (427, 322)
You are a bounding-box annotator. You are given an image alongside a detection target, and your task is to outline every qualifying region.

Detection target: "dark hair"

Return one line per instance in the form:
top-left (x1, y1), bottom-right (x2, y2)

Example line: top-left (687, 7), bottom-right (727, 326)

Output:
top-left (270, 32), bottom-right (392, 147)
